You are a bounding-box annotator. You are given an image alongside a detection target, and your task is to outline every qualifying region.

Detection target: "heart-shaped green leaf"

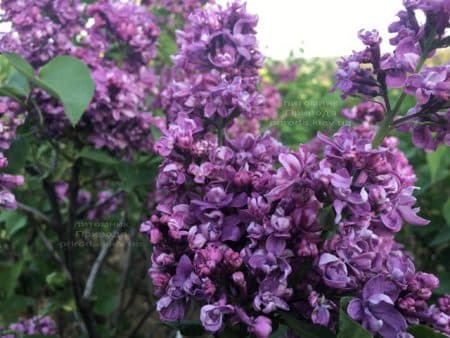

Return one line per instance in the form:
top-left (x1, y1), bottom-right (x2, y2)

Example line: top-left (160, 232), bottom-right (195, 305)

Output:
top-left (39, 56), bottom-right (95, 126)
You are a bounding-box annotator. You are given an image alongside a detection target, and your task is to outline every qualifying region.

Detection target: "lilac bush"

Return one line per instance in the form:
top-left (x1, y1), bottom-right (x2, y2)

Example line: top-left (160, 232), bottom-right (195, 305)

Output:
top-left (0, 0), bottom-right (448, 337)
top-left (0, 0), bottom-right (160, 156)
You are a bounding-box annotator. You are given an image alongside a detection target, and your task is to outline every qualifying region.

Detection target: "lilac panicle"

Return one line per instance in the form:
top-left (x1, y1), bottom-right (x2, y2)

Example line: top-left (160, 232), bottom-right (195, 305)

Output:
top-left (0, 316), bottom-right (56, 337)
top-left (332, 0), bottom-right (449, 150)
top-left (0, 99), bottom-right (24, 210)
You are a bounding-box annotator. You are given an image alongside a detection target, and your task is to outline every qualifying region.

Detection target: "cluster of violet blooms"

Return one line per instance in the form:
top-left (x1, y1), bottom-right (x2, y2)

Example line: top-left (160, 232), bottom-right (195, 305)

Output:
top-left (0, 0), bottom-right (161, 156)
top-left (332, 0), bottom-right (449, 151)
top-left (0, 99), bottom-right (24, 209)
top-left (140, 1), bottom-right (450, 338)
top-left (0, 316), bottom-right (56, 338)
top-left (0, 0), bottom-right (162, 216)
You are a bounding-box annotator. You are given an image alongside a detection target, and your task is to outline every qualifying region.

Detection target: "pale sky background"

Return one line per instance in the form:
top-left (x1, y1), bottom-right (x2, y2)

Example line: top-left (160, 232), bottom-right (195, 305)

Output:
top-left (1, 0), bottom-right (408, 60)
top-left (217, 0), bottom-right (404, 59)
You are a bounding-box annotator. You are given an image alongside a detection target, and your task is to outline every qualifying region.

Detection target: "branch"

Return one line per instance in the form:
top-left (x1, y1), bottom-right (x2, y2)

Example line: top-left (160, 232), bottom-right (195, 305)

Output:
top-left (36, 226), bottom-right (71, 278)
top-left (127, 306), bottom-right (155, 338)
top-left (372, 29), bottom-right (434, 147)
top-left (65, 158), bottom-right (99, 338)
top-left (42, 178), bottom-right (64, 232)
top-left (16, 201), bottom-right (52, 225)
top-left (82, 225), bottom-right (123, 300)
top-left (111, 222), bottom-right (135, 327)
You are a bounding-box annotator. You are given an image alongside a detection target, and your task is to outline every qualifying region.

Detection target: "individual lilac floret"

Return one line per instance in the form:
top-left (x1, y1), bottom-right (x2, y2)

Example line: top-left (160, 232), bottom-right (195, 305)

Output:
top-left (200, 302), bottom-right (234, 333)
top-left (405, 65), bottom-right (450, 105)
top-left (342, 101), bottom-right (385, 124)
top-left (347, 275), bottom-right (407, 338)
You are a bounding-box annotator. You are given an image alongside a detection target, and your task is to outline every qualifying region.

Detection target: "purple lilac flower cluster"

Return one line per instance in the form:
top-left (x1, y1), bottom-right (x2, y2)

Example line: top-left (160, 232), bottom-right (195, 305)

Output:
top-left (0, 99), bottom-right (24, 209)
top-left (0, 316), bottom-right (56, 337)
top-left (0, 0), bottom-right (81, 68)
top-left (332, 0), bottom-right (449, 151)
top-left (313, 126), bottom-right (449, 336)
top-left (0, 0), bottom-right (160, 156)
top-left (142, 3), bottom-right (289, 337)
top-left (160, 1), bottom-right (266, 124)
top-left (143, 2), bottom-right (450, 337)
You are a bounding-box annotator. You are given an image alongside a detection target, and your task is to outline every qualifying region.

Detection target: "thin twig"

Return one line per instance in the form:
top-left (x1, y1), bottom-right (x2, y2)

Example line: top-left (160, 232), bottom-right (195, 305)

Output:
top-left (76, 190), bottom-right (123, 218)
top-left (111, 224), bottom-right (135, 327)
top-left (128, 306), bottom-right (155, 338)
top-left (82, 225), bottom-right (123, 300)
top-left (66, 158), bottom-right (99, 338)
top-left (16, 201), bottom-right (52, 225)
top-left (36, 226), bottom-right (71, 278)
top-left (42, 178), bottom-right (64, 232)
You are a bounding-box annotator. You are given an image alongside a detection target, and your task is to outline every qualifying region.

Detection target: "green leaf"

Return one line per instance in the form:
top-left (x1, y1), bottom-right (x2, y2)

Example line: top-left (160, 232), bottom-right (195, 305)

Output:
top-left (39, 56), bottom-right (95, 126)
top-left (407, 325), bottom-right (448, 338)
top-left (0, 260), bottom-right (25, 298)
top-left (0, 295), bottom-right (34, 322)
top-left (1, 69), bottom-right (30, 98)
top-left (158, 32), bottom-right (177, 63)
top-left (3, 53), bottom-right (34, 79)
top-left (0, 210), bottom-right (27, 239)
top-left (269, 324), bottom-right (289, 338)
top-left (93, 294), bottom-right (118, 316)
top-left (45, 272), bottom-right (67, 289)
top-left (3, 53), bottom-right (57, 97)
top-left (78, 147), bottom-right (119, 165)
top-left (337, 297), bottom-right (371, 338)
top-left (3, 54), bottom-right (95, 125)
top-left (115, 162), bottom-right (156, 192)
top-left (3, 135), bottom-right (29, 174)
top-left (431, 227), bottom-right (450, 246)
top-left (279, 312), bottom-right (335, 338)
top-left (435, 272), bottom-right (450, 295)
top-left (443, 198), bottom-right (450, 225)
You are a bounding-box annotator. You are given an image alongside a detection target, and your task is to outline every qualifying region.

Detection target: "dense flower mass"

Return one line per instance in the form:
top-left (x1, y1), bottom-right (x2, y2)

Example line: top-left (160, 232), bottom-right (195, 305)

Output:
top-left (0, 0), bottom-right (448, 336)
top-left (0, 0), bottom-right (160, 155)
top-left (160, 1), bottom-right (266, 124)
top-left (0, 316), bottom-right (56, 337)
top-left (0, 99), bottom-right (24, 209)
top-left (142, 2), bottom-right (450, 337)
